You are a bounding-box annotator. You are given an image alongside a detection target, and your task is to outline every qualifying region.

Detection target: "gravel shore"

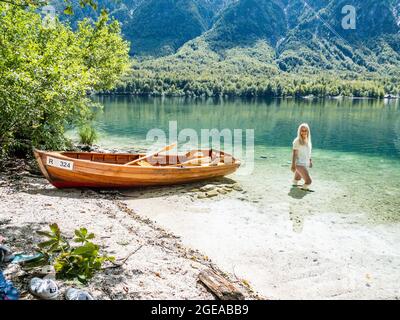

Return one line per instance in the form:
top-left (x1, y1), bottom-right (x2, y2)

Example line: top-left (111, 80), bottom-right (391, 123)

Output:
top-left (0, 160), bottom-right (258, 300)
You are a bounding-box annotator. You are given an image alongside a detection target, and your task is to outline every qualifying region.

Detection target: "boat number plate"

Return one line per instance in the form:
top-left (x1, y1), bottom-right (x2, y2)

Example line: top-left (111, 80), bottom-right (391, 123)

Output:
top-left (46, 156), bottom-right (74, 171)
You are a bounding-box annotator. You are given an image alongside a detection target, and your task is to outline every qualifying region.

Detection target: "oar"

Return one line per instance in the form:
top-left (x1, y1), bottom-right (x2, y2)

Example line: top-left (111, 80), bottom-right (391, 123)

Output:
top-left (167, 153), bottom-right (225, 167)
top-left (124, 142), bottom-right (177, 166)
top-left (179, 156), bottom-right (211, 166)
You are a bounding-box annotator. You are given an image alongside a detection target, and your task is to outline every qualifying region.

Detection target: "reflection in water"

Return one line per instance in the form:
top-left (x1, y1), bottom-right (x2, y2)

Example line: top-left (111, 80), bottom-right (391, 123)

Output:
top-left (67, 96), bottom-right (400, 223)
top-left (92, 96), bottom-right (400, 158)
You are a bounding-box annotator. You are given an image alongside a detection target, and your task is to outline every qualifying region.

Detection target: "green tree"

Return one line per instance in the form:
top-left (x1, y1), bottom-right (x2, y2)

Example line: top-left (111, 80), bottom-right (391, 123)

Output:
top-left (0, 3), bottom-right (130, 158)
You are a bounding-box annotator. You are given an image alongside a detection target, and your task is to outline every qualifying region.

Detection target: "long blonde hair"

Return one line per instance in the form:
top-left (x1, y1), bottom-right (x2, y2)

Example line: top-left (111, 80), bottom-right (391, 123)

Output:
top-left (294, 123), bottom-right (312, 149)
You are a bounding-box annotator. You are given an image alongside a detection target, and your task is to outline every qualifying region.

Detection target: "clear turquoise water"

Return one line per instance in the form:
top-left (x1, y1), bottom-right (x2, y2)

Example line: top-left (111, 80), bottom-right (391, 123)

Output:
top-left (68, 96), bottom-right (400, 222)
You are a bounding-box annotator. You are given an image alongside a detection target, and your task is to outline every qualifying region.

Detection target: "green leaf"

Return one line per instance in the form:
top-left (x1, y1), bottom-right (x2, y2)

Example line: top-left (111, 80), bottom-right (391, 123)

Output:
top-left (64, 6), bottom-right (73, 15)
top-left (77, 274), bottom-right (88, 283)
top-left (48, 242), bottom-right (62, 253)
top-left (54, 261), bottom-right (64, 272)
top-left (36, 231), bottom-right (54, 238)
top-left (78, 228), bottom-right (88, 237)
top-left (86, 233), bottom-right (95, 240)
top-left (49, 223), bottom-right (60, 236)
top-left (72, 242), bottom-right (96, 255)
top-left (38, 240), bottom-right (57, 249)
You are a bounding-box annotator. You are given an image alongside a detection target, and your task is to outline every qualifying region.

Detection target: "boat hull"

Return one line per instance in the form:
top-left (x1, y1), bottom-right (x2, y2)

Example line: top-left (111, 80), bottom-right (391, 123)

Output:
top-left (33, 149), bottom-right (240, 189)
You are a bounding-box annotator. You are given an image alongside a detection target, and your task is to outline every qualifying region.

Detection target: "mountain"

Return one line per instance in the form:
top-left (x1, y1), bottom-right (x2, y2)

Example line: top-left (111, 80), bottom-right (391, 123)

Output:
top-left (54, 0), bottom-right (235, 56)
top-left (111, 0), bottom-right (400, 98)
top-left (54, 0), bottom-right (400, 97)
top-left (55, 0), bottom-right (400, 66)
top-left (124, 0), bottom-right (215, 56)
top-left (201, 0), bottom-right (237, 14)
top-left (277, 0), bottom-right (400, 72)
top-left (324, 0), bottom-right (400, 39)
top-left (141, 0), bottom-right (400, 73)
top-left (204, 0), bottom-right (287, 50)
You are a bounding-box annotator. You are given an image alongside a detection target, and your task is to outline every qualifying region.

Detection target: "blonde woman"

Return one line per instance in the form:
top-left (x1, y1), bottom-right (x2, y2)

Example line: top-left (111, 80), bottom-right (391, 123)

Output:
top-left (291, 123), bottom-right (313, 190)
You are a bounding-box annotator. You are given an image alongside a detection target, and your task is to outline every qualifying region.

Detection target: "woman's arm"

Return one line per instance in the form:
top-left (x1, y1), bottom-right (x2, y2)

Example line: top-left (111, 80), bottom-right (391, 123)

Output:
top-left (291, 150), bottom-right (297, 172)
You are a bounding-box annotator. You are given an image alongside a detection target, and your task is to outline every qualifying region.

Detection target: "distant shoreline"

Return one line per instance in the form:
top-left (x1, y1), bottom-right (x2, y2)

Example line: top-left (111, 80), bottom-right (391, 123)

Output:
top-left (94, 92), bottom-right (400, 100)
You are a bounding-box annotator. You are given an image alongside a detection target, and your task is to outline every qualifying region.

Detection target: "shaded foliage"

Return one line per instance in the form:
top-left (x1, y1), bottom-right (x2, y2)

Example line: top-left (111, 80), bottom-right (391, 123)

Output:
top-left (0, 3), bottom-right (130, 158)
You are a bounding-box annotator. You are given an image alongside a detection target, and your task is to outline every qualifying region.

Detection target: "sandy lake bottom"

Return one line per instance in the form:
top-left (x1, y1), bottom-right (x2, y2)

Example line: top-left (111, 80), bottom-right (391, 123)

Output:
top-left (121, 147), bottom-right (400, 299)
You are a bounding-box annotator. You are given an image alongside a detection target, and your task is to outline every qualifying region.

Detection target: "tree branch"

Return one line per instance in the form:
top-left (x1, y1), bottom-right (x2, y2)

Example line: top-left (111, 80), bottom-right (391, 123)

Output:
top-left (102, 244), bottom-right (144, 269)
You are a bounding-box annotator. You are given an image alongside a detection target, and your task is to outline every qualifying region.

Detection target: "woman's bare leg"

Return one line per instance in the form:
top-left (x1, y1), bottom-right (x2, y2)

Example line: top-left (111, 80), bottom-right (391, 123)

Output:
top-left (295, 166), bottom-right (312, 186)
top-left (293, 171), bottom-right (302, 185)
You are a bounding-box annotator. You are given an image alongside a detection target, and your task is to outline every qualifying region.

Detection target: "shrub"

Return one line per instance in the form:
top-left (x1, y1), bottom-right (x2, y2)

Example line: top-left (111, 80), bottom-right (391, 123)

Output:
top-left (78, 124), bottom-right (98, 146)
top-left (36, 224), bottom-right (115, 283)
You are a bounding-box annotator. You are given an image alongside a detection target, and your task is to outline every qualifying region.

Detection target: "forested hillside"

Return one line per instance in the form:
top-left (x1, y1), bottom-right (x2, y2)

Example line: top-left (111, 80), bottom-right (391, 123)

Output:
top-left (56, 0), bottom-right (400, 97)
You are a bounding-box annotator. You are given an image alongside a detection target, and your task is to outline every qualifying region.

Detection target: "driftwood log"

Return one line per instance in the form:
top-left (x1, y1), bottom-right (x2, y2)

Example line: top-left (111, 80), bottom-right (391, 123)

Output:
top-left (198, 269), bottom-right (245, 300)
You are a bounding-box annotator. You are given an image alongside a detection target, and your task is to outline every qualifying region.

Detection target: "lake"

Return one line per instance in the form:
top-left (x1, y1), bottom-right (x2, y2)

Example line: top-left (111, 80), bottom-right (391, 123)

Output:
top-left (83, 96), bottom-right (400, 222)
top-left (70, 96), bottom-right (400, 298)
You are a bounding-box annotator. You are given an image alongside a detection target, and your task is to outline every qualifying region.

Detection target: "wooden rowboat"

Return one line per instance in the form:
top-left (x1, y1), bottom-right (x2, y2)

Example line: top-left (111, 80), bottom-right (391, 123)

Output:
top-left (33, 148), bottom-right (240, 189)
